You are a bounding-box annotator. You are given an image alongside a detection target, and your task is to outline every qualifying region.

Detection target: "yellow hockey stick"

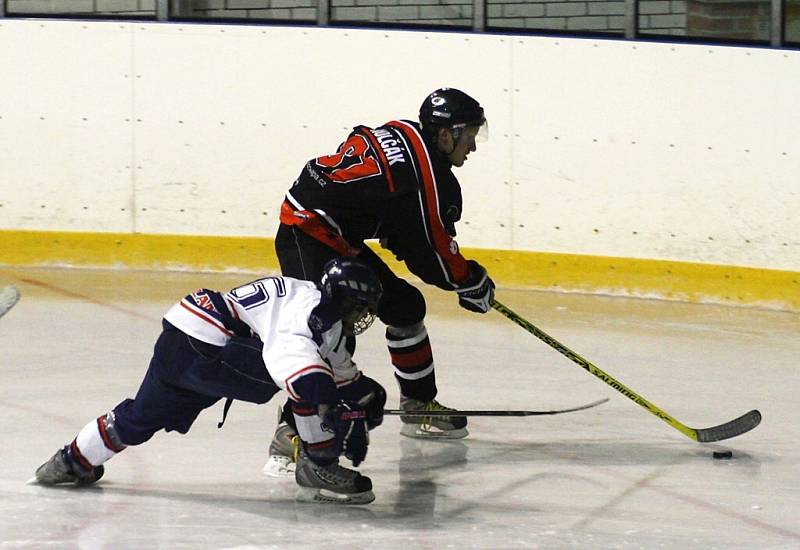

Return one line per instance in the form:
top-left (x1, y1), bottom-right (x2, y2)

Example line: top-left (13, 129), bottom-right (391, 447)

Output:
top-left (492, 299), bottom-right (761, 442)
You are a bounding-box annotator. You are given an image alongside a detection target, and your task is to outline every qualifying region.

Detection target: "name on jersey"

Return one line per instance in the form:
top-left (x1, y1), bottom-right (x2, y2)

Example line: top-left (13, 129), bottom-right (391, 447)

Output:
top-left (371, 128), bottom-right (406, 166)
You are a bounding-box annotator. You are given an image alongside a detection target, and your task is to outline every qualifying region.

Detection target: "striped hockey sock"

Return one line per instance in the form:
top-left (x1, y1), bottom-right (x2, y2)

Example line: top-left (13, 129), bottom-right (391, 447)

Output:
top-left (386, 322), bottom-right (437, 401)
top-left (72, 412), bottom-right (127, 469)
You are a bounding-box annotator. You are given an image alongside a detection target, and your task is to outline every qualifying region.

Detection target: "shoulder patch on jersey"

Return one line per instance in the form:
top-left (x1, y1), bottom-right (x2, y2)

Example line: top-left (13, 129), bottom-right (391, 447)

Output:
top-left (191, 290), bottom-right (216, 311)
top-left (449, 240), bottom-right (459, 255)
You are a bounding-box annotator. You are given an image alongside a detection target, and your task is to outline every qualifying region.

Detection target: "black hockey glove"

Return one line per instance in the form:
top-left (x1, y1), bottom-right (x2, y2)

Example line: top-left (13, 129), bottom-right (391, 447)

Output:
top-left (339, 375), bottom-right (386, 430)
top-left (323, 401), bottom-right (369, 467)
top-left (361, 379), bottom-right (386, 430)
top-left (456, 260), bottom-right (495, 314)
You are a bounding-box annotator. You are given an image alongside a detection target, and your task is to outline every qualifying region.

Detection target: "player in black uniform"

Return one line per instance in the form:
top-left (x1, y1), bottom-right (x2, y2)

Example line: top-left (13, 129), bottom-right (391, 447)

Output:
top-left (264, 88), bottom-right (495, 476)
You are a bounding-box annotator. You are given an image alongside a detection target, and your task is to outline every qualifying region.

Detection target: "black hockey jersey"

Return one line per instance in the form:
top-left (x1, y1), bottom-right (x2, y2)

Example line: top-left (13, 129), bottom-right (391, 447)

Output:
top-left (280, 119), bottom-right (471, 291)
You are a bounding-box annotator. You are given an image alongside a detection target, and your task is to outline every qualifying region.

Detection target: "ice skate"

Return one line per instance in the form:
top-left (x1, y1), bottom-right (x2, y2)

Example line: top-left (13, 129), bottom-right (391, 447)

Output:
top-left (399, 397), bottom-right (468, 439)
top-left (263, 421), bottom-right (298, 478)
top-left (33, 447), bottom-right (104, 486)
top-left (294, 444), bottom-right (374, 504)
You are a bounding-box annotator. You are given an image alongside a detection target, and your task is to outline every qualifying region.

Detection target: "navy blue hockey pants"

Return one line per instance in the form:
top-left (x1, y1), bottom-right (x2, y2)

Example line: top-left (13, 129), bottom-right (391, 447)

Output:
top-left (113, 320), bottom-right (279, 446)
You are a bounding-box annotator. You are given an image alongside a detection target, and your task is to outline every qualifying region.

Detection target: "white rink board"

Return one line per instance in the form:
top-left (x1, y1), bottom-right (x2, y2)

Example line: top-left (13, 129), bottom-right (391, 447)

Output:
top-left (130, 24), bottom-right (515, 238)
top-left (0, 21), bottom-right (135, 232)
top-left (510, 37), bottom-right (800, 268)
top-left (0, 20), bottom-right (798, 270)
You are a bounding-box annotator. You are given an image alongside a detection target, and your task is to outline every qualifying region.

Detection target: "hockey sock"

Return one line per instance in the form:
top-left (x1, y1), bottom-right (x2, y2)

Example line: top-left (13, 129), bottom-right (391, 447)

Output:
top-left (291, 402), bottom-right (337, 465)
top-left (386, 322), bottom-right (437, 402)
top-left (73, 412), bottom-right (127, 468)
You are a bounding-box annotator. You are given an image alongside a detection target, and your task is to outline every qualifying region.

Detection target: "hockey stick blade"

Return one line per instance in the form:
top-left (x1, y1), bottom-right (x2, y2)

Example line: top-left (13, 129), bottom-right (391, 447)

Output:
top-left (0, 286), bottom-right (20, 319)
top-left (694, 409), bottom-right (761, 443)
top-left (492, 299), bottom-right (762, 442)
top-left (384, 397), bottom-right (609, 417)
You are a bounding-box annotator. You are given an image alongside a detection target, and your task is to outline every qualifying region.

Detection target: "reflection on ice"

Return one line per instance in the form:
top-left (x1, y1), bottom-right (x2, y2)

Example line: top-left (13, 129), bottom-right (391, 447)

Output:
top-left (1, 267), bottom-right (798, 548)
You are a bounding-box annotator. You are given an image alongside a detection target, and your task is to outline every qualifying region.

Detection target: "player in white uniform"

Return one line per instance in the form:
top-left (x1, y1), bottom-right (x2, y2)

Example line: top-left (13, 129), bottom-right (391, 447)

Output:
top-left (33, 258), bottom-right (385, 505)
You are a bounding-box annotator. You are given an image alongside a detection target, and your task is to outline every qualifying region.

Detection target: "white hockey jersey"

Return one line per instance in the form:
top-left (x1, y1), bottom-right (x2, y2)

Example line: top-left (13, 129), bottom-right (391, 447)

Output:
top-left (163, 276), bottom-right (358, 401)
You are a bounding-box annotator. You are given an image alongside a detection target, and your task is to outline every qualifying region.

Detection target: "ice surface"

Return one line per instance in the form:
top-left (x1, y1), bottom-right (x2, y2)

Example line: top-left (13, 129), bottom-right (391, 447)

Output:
top-left (1, 267), bottom-right (798, 549)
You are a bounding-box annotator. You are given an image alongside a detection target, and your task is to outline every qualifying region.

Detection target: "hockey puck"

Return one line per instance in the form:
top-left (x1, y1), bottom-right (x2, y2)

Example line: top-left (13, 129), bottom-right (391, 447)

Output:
top-left (712, 450), bottom-right (733, 459)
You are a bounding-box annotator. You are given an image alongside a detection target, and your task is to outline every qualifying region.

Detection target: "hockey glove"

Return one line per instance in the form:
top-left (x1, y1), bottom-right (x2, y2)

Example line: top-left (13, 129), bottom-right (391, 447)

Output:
top-left (361, 378), bottom-right (387, 430)
top-left (456, 260), bottom-right (495, 314)
top-left (323, 401), bottom-right (369, 467)
top-left (339, 375), bottom-right (386, 430)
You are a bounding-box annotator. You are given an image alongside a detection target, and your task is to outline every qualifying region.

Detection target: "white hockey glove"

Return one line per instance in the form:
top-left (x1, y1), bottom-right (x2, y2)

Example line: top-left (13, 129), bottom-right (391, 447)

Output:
top-left (456, 260), bottom-right (495, 314)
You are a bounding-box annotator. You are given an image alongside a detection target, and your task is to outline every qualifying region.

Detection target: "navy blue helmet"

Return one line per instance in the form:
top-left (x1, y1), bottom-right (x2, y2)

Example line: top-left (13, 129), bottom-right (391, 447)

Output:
top-left (319, 258), bottom-right (382, 335)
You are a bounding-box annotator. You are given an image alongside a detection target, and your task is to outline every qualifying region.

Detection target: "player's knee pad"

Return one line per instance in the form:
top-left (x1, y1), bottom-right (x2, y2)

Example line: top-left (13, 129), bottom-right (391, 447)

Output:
top-left (378, 279), bottom-right (425, 327)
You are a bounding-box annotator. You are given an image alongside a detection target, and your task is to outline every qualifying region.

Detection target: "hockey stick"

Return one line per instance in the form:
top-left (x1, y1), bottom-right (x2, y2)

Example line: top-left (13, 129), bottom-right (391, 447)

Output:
top-left (491, 299), bottom-right (761, 442)
top-left (0, 286), bottom-right (20, 319)
top-left (384, 397), bottom-right (609, 417)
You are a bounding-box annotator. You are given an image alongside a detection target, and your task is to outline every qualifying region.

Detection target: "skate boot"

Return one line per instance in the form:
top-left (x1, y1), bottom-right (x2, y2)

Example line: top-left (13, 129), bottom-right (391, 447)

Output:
top-left (400, 397), bottom-right (468, 439)
top-left (294, 443), bottom-right (374, 504)
top-left (34, 446), bottom-right (104, 486)
top-left (263, 421), bottom-right (299, 478)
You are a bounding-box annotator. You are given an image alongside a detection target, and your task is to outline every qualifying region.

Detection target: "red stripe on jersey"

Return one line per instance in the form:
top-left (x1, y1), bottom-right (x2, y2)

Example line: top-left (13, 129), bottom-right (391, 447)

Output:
top-left (286, 364), bottom-right (335, 401)
top-left (360, 126), bottom-right (396, 193)
top-left (179, 301), bottom-right (232, 336)
top-left (286, 385), bottom-right (301, 402)
top-left (336, 370), bottom-right (362, 387)
top-left (386, 120), bottom-right (470, 284)
top-left (287, 364), bottom-right (334, 381)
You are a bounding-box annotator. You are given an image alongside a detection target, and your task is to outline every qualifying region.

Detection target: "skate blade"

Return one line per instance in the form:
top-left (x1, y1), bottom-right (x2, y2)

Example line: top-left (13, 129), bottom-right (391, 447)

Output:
top-left (26, 476), bottom-right (40, 485)
top-left (296, 486), bottom-right (375, 505)
top-left (262, 455), bottom-right (295, 478)
top-left (400, 424), bottom-right (468, 440)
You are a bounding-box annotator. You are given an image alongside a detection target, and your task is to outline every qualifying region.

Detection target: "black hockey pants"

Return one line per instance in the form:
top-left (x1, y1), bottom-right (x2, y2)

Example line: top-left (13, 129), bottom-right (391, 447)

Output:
top-left (274, 224), bottom-right (437, 401)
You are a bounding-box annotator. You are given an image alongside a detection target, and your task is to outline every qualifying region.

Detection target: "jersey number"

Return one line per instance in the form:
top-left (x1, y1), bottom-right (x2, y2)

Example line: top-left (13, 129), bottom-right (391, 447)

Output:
top-left (229, 277), bottom-right (286, 310)
top-left (315, 134), bottom-right (381, 183)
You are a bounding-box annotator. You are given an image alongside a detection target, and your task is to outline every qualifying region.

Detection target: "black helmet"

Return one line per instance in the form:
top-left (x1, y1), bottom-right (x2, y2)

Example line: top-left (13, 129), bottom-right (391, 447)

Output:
top-left (419, 88), bottom-right (486, 136)
top-left (319, 258), bottom-right (382, 335)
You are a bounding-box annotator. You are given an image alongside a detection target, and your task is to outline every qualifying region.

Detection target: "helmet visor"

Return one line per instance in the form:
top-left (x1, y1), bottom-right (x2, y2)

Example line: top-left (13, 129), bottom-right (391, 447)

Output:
top-left (453, 119), bottom-right (489, 144)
